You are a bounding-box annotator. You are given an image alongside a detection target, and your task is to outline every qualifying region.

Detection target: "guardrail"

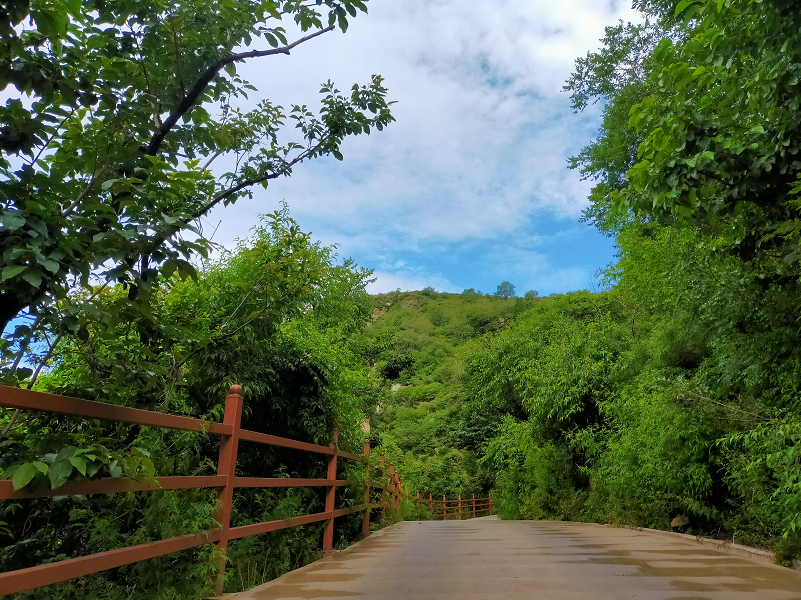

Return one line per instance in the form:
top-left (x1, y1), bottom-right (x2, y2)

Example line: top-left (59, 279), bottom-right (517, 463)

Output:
top-left (416, 492), bottom-right (493, 520)
top-left (0, 384), bottom-right (401, 597)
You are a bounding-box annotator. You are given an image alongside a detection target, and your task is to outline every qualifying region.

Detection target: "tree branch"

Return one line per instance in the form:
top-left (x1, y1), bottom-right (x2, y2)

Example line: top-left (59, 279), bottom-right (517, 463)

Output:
top-left (145, 25), bottom-right (335, 156)
top-left (1, 330), bottom-right (64, 437)
top-left (62, 168), bottom-right (107, 217)
top-left (194, 173), bottom-right (282, 218)
top-left (686, 390), bottom-right (776, 422)
top-left (30, 108), bottom-right (76, 166)
top-left (192, 138), bottom-right (328, 218)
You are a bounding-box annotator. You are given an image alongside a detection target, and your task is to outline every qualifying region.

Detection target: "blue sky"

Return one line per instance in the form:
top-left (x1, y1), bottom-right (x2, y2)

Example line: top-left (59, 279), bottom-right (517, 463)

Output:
top-left (206, 0), bottom-right (638, 295)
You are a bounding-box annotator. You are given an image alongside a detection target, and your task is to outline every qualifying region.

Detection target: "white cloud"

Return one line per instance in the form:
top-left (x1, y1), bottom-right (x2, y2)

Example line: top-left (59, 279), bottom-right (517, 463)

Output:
top-left (366, 270), bottom-right (457, 294)
top-left (207, 0), bottom-right (639, 289)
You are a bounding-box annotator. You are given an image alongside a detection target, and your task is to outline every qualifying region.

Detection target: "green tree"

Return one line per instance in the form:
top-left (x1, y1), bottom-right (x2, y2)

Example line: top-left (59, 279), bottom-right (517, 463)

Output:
top-left (495, 281), bottom-right (515, 299)
top-left (461, 288), bottom-right (480, 302)
top-left (615, 0), bottom-right (801, 267)
top-left (1, 209), bottom-right (376, 597)
top-left (0, 0), bottom-right (394, 386)
top-left (556, 0), bottom-right (801, 550)
top-left (565, 18), bottom-right (673, 233)
top-left (524, 290), bottom-right (538, 299)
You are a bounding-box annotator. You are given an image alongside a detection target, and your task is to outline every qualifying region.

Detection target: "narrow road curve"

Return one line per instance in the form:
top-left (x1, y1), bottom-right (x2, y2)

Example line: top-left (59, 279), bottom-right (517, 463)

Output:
top-left (234, 517), bottom-right (801, 599)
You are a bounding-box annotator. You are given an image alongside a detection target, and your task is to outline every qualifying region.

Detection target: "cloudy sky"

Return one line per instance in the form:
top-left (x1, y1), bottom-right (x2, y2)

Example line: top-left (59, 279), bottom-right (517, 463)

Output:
top-left (207, 0), bottom-right (640, 295)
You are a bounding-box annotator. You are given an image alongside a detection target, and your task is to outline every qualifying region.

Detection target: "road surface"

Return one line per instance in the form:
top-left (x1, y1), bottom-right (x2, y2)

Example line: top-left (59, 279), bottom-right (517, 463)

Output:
top-left (233, 517), bottom-right (801, 599)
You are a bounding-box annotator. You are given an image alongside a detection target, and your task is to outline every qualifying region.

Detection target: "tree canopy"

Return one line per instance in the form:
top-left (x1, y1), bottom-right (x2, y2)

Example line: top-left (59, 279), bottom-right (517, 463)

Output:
top-left (0, 0), bottom-right (394, 387)
top-left (494, 281), bottom-right (515, 299)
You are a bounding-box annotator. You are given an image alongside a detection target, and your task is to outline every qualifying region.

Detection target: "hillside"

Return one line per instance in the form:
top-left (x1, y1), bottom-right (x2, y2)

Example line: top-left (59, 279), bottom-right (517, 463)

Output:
top-left (356, 289), bottom-right (537, 499)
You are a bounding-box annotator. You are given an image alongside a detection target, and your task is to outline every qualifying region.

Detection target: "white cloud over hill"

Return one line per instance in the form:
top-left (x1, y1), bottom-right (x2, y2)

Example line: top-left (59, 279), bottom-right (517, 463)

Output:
top-left (208, 0), bottom-right (639, 294)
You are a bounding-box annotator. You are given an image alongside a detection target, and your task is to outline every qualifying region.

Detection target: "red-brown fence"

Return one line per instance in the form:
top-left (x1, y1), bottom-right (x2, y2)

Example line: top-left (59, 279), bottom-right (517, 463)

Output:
top-left (415, 492), bottom-right (493, 520)
top-left (0, 384), bottom-right (402, 597)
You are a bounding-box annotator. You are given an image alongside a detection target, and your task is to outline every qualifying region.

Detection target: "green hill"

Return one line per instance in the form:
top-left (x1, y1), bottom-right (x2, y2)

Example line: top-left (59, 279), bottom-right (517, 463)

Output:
top-left (356, 289), bottom-right (536, 500)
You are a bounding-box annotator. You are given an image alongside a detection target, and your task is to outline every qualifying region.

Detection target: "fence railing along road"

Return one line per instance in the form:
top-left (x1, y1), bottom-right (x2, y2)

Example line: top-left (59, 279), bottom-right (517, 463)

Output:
top-left (0, 384), bottom-right (402, 596)
top-left (415, 491), bottom-right (493, 520)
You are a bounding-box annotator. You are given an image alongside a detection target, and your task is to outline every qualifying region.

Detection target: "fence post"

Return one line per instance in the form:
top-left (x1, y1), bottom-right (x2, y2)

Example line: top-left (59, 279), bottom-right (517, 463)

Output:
top-left (212, 385), bottom-right (244, 596)
top-left (388, 463), bottom-right (395, 521)
top-left (322, 427), bottom-right (339, 552)
top-left (380, 453), bottom-right (386, 525)
top-left (458, 494), bottom-right (462, 520)
top-left (472, 494), bottom-right (476, 518)
top-left (428, 493), bottom-right (432, 519)
top-left (443, 495), bottom-right (446, 521)
top-left (396, 475), bottom-right (401, 518)
top-left (416, 491), bottom-right (420, 517)
top-left (362, 441), bottom-right (370, 535)
top-left (489, 492), bottom-right (492, 515)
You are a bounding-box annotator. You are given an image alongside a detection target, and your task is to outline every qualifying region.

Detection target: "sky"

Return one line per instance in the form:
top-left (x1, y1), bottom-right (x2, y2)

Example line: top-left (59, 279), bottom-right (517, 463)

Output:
top-left (206, 0), bottom-right (640, 295)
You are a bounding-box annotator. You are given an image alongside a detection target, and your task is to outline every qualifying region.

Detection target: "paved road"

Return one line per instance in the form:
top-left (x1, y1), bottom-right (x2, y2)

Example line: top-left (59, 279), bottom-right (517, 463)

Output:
top-left (234, 517), bottom-right (801, 599)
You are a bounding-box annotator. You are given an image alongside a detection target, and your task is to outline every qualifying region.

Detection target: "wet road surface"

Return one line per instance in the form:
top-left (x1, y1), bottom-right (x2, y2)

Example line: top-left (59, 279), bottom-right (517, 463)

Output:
top-left (232, 517), bottom-right (801, 599)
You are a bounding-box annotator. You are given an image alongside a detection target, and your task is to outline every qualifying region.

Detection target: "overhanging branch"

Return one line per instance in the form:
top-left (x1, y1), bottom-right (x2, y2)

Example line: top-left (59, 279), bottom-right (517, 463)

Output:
top-left (145, 25), bottom-right (336, 156)
top-left (193, 136), bottom-right (332, 219)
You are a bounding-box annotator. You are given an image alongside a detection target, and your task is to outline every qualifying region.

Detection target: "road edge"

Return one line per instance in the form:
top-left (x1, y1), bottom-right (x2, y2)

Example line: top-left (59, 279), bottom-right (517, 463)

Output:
top-left (606, 523), bottom-right (787, 566)
top-left (218, 522), bottom-right (403, 599)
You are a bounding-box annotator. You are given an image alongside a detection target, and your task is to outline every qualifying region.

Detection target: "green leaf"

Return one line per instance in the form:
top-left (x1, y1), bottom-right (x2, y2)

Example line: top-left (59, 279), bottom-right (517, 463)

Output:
top-left (32, 461), bottom-right (49, 474)
top-left (87, 461), bottom-right (103, 478)
top-left (63, 0), bottom-right (82, 19)
top-left (55, 446), bottom-right (79, 462)
top-left (266, 2), bottom-right (281, 19)
top-left (39, 258), bottom-right (60, 274)
top-left (2, 265), bottom-right (26, 281)
top-left (12, 463), bottom-right (38, 491)
top-left (48, 460), bottom-right (73, 489)
top-left (675, 0), bottom-right (698, 17)
top-left (21, 270), bottom-right (42, 288)
top-left (69, 456), bottom-right (87, 476)
top-left (0, 212), bottom-right (26, 230)
top-left (109, 460), bottom-right (123, 478)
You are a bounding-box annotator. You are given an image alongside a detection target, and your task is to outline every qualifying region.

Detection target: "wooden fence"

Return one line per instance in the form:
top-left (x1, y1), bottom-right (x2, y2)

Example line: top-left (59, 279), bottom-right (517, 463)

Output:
top-left (0, 384), bottom-right (401, 596)
top-left (416, 492), bottom-right (493, 520)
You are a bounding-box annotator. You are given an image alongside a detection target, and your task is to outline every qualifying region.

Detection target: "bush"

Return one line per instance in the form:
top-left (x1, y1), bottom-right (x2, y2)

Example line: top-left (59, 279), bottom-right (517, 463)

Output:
top-left (380, 353), bottom-right (415, 380)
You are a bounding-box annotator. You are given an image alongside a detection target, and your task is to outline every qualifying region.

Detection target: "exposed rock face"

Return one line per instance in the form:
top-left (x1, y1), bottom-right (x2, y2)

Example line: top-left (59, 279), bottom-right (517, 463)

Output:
top-left (671, 515), bottom-right (690, 529)
top-left (391, 383), bottom-right (402, 392)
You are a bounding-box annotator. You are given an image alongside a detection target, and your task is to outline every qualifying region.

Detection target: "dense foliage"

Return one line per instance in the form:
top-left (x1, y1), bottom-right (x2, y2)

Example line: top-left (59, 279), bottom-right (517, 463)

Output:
top-left (1, 209), bottom-right (382, 598)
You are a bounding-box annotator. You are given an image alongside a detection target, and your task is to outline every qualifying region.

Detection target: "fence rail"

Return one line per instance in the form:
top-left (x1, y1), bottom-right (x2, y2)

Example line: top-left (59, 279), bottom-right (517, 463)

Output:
top-left (416, 492), bottom-right (493, 520)
top-left (0, 384), bottom-right (402, 597)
